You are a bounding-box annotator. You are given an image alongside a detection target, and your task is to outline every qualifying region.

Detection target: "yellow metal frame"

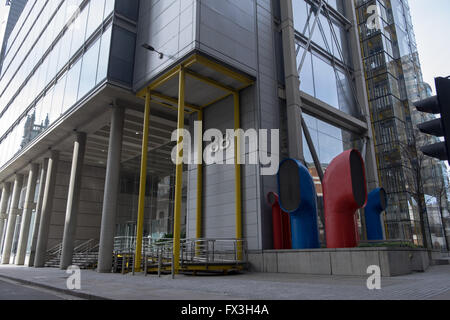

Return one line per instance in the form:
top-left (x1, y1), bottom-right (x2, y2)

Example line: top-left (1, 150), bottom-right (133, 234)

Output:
top-left (134, 90), bottom-right (151, 272)
top-left (196, 110), bottom-right (203, 240)
top-left (135, 53), bottom-right (253, 274)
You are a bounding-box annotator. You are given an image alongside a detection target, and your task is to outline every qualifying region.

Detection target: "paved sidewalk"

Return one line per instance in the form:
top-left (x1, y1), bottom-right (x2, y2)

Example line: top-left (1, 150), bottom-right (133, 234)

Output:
top-left (0, 265), bottom-right (449, 300)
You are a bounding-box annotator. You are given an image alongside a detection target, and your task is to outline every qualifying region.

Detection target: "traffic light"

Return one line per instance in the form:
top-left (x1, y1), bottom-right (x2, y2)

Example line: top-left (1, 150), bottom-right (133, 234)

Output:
top-left (414, 77), bottom-right (450, 162)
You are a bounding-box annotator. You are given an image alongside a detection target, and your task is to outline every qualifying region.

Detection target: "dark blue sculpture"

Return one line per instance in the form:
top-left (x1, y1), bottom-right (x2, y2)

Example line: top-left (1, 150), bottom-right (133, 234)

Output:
top-left (277, 159), bottom-right (320, 249)
top-left (365, 188), bottom-right (387, 241)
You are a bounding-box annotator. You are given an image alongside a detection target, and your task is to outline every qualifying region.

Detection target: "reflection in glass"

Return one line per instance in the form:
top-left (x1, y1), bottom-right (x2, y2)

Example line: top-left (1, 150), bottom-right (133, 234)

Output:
top-left (78, 38), bottom-right (101, 99)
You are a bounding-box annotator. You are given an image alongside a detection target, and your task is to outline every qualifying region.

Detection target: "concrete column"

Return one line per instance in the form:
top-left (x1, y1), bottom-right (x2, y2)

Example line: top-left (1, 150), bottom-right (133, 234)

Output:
top-left (60, 132), bottom-right (87, 270)
top-left (34, 151), bottom-right (59, 268)
top-left (0, 182), bottom-right (11, 250)
top-left (280, 0), bottom-right (304, 162)
top-left (1, 174), bottom-right (24, 264)
top-left (15, 164), bottom-right (39, 265)
top-left (27, 159), bottom-right (48, 267)
top-left (98, 106), bottom-right (124, 273)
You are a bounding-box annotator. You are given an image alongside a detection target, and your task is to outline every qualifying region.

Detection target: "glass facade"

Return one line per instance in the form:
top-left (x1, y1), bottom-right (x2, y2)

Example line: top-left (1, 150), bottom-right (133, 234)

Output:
top-left (0, 0), bottom-right (115, 169)
top-left (355, 0), bottom-right (449, 249)
top-left (293, 0), bottom-right (362, 119)
top-left (291, 0), bottom-right (368, 242)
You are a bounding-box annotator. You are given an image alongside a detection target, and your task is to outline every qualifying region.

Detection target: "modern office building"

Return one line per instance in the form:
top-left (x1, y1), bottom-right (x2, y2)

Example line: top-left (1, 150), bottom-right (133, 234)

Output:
top-left (355, 0), bottom-right (449, 249)
top-left (0, 0), bottom-right (446, 274)
top-left (0, 0), bottom-right (28, 75)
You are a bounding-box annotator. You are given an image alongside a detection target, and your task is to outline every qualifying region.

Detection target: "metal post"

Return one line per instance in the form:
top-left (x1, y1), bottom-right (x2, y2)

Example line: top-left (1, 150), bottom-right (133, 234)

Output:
top-left (60, 132), bottom-right (86, 270)
top-left (158, 248), bottom-right (162, 277)
top-left (196, 111), bottom-right (203, 256)
top-left (35, 151), bottom-right (59, 267)
top-left (15, 164), bottom-right (39, 265)
top-left (144, 252), bottom-right (147, 276)
top-left (234, 92), bottom-right (243, 260)
top-left (98, 105), bottom-right (125, 273)
top-left (173, 68), bottom-right (185, 274)
top-left (301, 116), bottom-right (326, 230)
top-left (171, 253), bottom-right (175, 279)
top-left (134, 90), bottom-right (151, 273)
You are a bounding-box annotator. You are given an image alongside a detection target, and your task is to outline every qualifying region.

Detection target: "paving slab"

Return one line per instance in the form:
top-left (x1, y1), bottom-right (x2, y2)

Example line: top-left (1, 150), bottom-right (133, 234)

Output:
top-left (0, 265), bottom-right (449, 300)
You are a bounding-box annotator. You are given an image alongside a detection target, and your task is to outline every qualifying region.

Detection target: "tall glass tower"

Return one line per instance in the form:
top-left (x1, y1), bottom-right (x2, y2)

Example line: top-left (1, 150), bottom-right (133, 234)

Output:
top-left (355, 0), bottom-right (449, 249)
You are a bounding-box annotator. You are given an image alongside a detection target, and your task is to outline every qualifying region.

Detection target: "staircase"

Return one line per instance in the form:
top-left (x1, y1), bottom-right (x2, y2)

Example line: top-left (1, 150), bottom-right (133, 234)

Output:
top-left (44, 239), bottom-right (99, 269)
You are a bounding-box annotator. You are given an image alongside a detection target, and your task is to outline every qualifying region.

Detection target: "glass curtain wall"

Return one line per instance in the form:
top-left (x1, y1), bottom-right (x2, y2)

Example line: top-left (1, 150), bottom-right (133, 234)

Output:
top-left (116, 159), bottom-right (187, 242)
top-left (355, 0), bottom-right (448, 249)
top-left (292, 0), bottom-right (367, 242)
top-left (0, 0), bottom-right (114, 169)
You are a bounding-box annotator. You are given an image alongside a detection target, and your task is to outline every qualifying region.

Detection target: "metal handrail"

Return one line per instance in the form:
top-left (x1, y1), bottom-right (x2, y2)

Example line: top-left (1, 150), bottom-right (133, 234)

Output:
top-left (73, 239), bottom-right (99, 254)
top-left (113, 236), bottom-right (248, 275)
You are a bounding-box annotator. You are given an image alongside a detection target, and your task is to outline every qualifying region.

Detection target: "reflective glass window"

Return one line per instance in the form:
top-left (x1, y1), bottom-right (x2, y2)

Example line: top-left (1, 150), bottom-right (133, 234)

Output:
top-left (85, 0), bottom-right (105, 41)
top-left (78, 38), bottom-right (101, 99)
top-left (96, 25), bottom-right (112, 84)
top-left (312, 54), bottom-right (339, 109)
top-left (62, 57), bottom-right (82, 114)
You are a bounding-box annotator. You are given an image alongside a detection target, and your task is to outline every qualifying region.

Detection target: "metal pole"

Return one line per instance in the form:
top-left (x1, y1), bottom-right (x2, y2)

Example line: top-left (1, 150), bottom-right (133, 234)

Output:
top-left (301, 116), bottom-right (326, 231)
top-left (134, 90), bottom-right (151, 272)
top-left (158, 248), bottom-right (162, 277)
top-left (234, 92), bottom-right (243, 260)
top-left (173, 68), bottom-right (185, 274)
top-left (196, 110), bottom-right (203, 240)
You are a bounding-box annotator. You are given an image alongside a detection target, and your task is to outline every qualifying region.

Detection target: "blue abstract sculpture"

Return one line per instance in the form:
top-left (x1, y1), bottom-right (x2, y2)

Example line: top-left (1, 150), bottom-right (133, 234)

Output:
top-left (277, 159), bottom-right (320, 249)
top-left (365, 188), bottom-right (387, 241)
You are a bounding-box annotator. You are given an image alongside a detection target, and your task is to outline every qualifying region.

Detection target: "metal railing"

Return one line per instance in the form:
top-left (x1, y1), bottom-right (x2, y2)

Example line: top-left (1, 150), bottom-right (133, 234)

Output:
top-left (178, 238), bottom-right (248, 266)
top-left (73, 239), bottom-right (99, 255)
top-left (112, 236), bottom-right (248, 274)
top-left (113, 236), bottom-right (136, 254)
top-left (45, 242), bottom-right (63, 261)
top-left (44, 239), bottom-right (99, 267)
top-left (358, 239), bottom-right (418, 248)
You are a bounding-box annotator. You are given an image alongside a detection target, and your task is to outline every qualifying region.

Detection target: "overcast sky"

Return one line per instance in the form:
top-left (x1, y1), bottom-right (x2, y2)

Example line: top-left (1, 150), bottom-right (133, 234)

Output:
top-left (409, 0), bottom-right (450, 94)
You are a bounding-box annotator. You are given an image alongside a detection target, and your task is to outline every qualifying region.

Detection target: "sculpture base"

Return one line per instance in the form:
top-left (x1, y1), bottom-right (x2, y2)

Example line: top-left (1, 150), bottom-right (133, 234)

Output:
top-left (248, 247), bottom-right (430, 277)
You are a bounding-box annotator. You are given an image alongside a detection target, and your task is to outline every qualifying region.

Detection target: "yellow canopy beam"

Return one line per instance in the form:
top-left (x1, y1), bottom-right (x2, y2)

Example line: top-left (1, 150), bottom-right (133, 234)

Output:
top-left (151, 92), bottom-right (202, 112)
top-left (196, 55), bottom-right (253, 85)
top-left (185, 69), bottom-right (236, 94)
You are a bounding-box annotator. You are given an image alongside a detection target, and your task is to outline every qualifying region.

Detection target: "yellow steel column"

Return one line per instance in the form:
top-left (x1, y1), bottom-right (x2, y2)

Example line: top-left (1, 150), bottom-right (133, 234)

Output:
top-left (234, 92), bottom-right (243, 260)
top-left (173, 68), bottom-right (185, 273)
top-left (134, 89), bottom-right (151, 272)
top-left (195, 110), bottom-right (203, 257)
top-left (196, 110), bottom-right (203, 239)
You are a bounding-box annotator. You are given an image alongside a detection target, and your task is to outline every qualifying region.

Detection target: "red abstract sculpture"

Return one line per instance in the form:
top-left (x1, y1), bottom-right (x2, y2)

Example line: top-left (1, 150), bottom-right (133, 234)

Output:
top-left (323, 150), bottom-right (367, 248)
top-left (268, 192), bottom-right (291, 250)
